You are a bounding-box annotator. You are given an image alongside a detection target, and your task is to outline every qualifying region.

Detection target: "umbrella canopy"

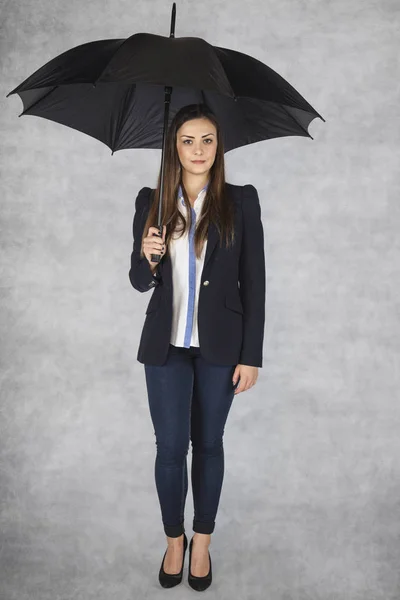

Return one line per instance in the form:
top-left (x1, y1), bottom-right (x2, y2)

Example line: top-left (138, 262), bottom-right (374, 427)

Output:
top-left (6, 2), bottom-right (325, 266)
top-left (6, 30), bottom-right (324, 155)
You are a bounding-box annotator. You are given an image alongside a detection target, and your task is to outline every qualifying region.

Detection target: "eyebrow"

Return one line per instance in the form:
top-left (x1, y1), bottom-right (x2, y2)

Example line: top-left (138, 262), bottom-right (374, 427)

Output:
top-left (180, 133), bottom-right (215, 138)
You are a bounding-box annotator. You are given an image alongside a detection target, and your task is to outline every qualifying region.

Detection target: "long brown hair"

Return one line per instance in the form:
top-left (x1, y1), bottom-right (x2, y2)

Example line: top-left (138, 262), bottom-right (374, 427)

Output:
top-left (140, 103), bottom-right (236, 261)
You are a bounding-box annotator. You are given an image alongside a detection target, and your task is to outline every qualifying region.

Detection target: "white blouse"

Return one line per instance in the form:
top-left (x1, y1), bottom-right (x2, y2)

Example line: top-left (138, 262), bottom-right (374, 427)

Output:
top-left (168, 181), bottom-right (209, 348)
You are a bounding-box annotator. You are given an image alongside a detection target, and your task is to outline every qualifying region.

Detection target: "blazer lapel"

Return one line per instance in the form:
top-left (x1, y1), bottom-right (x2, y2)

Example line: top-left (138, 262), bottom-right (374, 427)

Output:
top-left (161, 218), bottom-right (219, 284)
top-left (203, 220), bottom-right (219, 270)
top-left (158, 183), bottom-right (234, 281)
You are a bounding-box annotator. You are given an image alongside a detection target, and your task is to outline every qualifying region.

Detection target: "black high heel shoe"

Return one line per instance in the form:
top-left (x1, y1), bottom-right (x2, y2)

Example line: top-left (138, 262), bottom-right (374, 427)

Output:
top-left (159, 532), bottom-right (188, 588)
top-left (188, 536), bottom-right (212, 591)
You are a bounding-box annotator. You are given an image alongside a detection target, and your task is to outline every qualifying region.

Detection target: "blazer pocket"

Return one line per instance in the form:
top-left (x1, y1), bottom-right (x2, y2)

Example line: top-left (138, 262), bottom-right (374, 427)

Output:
top-left (146, 290), bottom-right (162, 314)
top-left (224, 293), bottom-right (243, 314)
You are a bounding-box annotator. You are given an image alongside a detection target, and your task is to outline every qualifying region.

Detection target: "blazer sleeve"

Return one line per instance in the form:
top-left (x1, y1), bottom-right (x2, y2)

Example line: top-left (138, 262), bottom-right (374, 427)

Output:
top-left (238, 184), bottom-right (266, 368)
top-left (128, 186), bottom-right (162, 293)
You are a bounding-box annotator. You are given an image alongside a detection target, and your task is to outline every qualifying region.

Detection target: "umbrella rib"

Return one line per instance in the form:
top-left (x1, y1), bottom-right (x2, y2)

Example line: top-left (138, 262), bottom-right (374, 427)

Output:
top-left (112, 85), bottom-right (135, 152)
top-left (92, 38), bottom-right (128, 87)
top-left (19, 86), bottom-right (58, 117)
top-left (280, 103), bottom-right (314, 140)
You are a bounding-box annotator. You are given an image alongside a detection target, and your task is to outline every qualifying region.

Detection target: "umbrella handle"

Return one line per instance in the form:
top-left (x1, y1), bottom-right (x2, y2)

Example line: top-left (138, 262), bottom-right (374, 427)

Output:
top-left (150, 254), bottom-right (161, 263)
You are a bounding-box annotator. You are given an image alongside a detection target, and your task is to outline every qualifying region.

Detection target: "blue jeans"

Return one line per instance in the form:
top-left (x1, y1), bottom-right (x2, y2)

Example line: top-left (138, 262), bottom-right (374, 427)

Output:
top-left (144, 343), bottom-right (238, 537)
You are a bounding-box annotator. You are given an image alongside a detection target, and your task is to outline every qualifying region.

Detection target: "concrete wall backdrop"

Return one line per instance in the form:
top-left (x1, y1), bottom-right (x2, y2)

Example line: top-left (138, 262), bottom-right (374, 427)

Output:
top-left (1, 0), bottom-right (399, 598)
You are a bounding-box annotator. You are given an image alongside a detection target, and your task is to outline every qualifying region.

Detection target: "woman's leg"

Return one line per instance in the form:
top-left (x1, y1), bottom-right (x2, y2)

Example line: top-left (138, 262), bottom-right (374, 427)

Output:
top-left (144, 344), bottom-right (194, 538)
top-left (190, 353), bottom-right (236, 534)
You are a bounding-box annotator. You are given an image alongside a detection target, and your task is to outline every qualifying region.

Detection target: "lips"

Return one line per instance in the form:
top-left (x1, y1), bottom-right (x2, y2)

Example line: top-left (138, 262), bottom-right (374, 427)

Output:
top-left (192, 160), bottom-right (205, 163)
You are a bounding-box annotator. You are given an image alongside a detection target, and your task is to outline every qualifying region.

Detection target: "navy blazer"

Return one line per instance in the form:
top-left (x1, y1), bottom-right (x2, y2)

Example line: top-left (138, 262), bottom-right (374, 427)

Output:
top-left (129, 182), bottom-right (266, 367)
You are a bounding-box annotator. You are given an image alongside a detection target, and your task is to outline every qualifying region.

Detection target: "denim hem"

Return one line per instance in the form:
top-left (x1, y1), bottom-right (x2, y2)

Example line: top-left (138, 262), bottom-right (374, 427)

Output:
top-left (193, 519), bottom-right (215, 534)
top-left (164, 522), bottom-right (185, 537)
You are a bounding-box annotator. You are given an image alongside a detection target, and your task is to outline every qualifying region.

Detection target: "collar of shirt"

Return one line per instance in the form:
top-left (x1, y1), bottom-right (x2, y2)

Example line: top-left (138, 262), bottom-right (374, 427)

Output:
top-left (177, 182), bottom-right (209, 211)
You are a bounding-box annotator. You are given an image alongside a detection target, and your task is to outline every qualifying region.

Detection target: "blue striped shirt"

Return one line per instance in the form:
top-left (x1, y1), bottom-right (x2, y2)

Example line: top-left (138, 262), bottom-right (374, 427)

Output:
top-left (169, 181), bottom-right (209, 348)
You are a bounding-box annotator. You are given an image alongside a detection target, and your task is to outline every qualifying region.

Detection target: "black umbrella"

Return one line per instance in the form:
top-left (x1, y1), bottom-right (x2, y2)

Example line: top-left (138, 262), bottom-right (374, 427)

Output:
top-left (6, 2), bottom-right (325, 265)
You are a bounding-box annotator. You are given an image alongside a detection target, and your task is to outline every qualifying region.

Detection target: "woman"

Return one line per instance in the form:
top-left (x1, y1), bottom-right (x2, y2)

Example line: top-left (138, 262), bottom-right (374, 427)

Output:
top-left (129, 103), bottom-right (266, 590)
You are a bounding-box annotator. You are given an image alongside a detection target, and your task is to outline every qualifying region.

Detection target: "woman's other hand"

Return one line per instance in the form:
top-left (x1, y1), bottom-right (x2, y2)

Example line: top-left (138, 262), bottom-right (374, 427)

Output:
top-left (232, 365), bottom-right (258, 394)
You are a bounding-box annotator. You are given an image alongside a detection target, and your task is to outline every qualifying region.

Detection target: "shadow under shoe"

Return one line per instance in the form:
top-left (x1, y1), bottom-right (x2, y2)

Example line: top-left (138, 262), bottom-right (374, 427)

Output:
top-left (159, 532), bottom-right (188, 588)
top-left (188, 536), bottom-right (212, 591)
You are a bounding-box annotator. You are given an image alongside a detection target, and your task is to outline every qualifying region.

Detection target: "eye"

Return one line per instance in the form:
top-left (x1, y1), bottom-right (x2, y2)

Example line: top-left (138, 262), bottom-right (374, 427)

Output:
top-left (182, 138), bottom-right (213, 144)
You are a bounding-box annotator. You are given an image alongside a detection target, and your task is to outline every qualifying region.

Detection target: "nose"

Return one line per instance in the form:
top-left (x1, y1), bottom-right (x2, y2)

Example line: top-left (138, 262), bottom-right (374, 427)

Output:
top-left (193, 142), bottom-right (204, 154)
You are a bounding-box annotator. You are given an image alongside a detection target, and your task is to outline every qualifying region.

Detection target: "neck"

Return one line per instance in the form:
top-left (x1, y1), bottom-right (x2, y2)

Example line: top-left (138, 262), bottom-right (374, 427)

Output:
top-left (181, 171), bottom-right (210, 200)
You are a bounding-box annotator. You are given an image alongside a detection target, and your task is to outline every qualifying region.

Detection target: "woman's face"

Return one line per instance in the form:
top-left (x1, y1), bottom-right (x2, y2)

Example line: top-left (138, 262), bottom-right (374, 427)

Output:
top-left (176, 118), bottom-right (218, 178)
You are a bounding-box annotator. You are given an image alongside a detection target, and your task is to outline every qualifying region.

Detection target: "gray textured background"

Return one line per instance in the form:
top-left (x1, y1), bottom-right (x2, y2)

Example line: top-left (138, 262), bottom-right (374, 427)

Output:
top-left (1, 0), bottom-right (399, 598)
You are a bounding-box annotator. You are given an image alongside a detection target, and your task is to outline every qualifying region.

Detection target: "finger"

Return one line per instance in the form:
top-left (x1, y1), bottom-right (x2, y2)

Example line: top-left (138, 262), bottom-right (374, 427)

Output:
top-left (155, 225), bottom-right (166, 240)
top-left (237, 378), bottom-right (249, 393)
top-left (152, 225), bottom-right (166, 242)
top-left (241, 380), bottom-right (255, 393)
top-left (148, 226), bottom-right (162, 237)
top-left (149, 226), bottom-right (166, 251)
top-left (144, 234), bottom-right (164, 250)
top-left (143, 242), bottom-right (163, 258)
top-left (154, 240), bottom-right (165, 254)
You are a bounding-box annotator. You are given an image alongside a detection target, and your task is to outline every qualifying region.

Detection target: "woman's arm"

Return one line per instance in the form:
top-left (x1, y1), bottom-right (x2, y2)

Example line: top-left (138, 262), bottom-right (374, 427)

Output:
top-left (238, 184), bottom-right (266, 367)
top-left (128, 187), bottom-right (162, 293)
